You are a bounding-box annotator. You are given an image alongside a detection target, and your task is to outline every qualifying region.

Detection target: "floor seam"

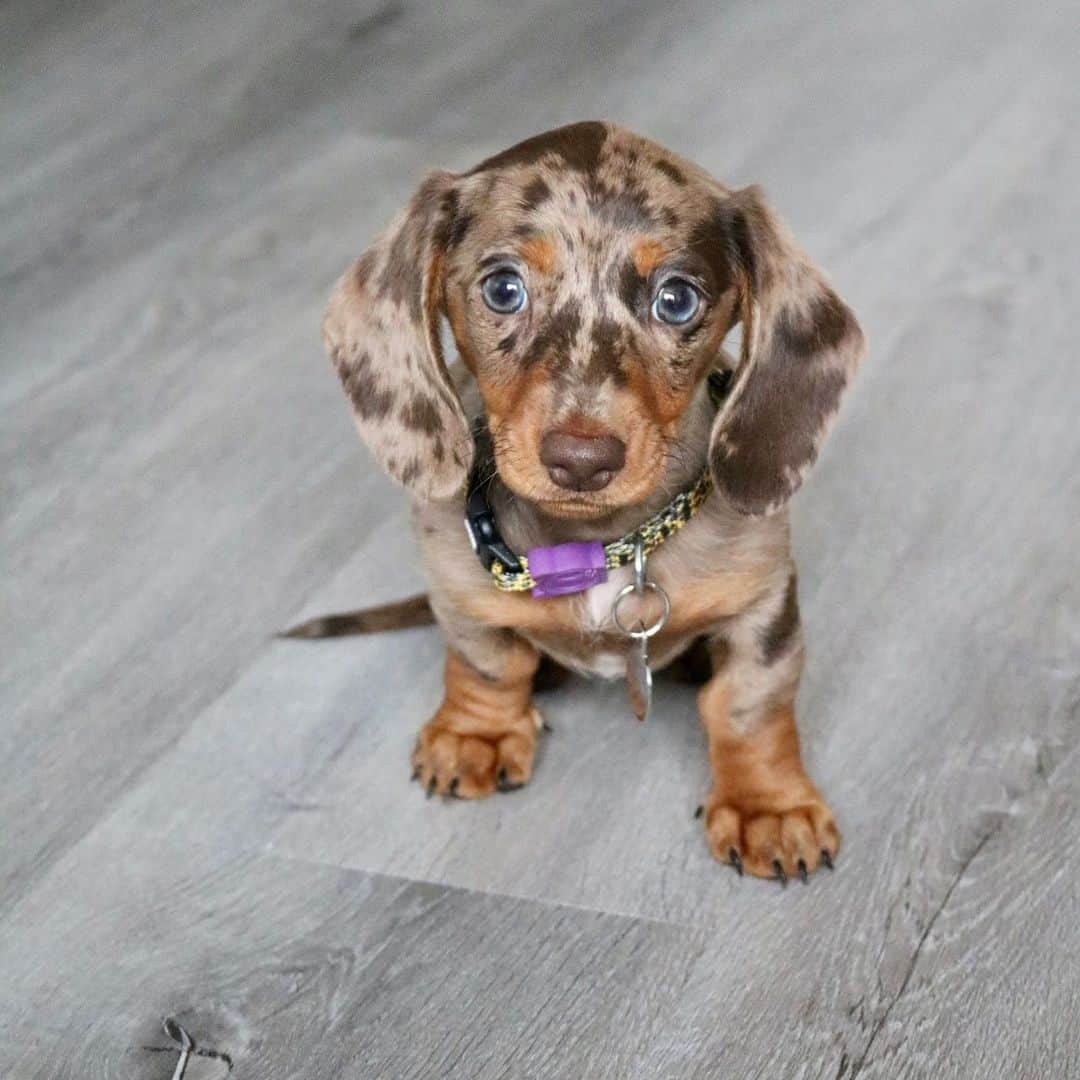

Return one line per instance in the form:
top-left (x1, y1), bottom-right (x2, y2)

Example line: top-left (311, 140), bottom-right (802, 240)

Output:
top-left (843, 696), bottom-right (1080, 1079)
top-left (262, 845), bottom-right (715, 938)
top-left (846, 829), bottom-right (992, 1079)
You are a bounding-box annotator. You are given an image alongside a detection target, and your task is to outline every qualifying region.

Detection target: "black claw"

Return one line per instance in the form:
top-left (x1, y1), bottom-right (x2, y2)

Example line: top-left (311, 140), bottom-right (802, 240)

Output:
top-left (496, 767), bottom-right (524, 792)
top-left (426, 777), bottom-right (436, 798)
top-left (694, 804), bottom-right (704, 819)
top-left (448, 776), bottom-right (460, 796)
top-left (797, 859), bottom-right (809, 884)
top-left (729, 848), bottom-right (744, 877)
top-left (821, 849), bottom-right (835, 870)
top-left (542, 719), bottom-right (554, 733)
top-left (773, 859), bottom-right (788, 887)
top-left (410, 767), bottom-right (420, 782)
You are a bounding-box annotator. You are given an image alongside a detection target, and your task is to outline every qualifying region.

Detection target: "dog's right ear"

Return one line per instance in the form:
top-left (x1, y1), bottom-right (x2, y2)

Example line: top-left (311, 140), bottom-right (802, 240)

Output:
top-left (323, 171), bottom-right (473, 501)
top-left (707, 186), bottom-right (866, 516)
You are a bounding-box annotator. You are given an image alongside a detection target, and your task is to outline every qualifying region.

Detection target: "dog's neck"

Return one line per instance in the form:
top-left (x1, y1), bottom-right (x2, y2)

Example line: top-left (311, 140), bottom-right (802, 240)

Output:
top-left (487, 380), bottom-right (715, 555)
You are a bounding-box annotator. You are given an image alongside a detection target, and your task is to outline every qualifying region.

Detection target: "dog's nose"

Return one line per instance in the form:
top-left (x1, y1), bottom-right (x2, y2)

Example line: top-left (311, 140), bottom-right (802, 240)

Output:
top-left (540, 430), bottom-right (626, 491)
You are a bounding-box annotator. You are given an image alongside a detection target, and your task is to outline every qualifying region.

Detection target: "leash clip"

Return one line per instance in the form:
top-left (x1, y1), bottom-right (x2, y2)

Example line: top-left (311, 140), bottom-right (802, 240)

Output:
top-left (464, 486), bottom-right (523, 574)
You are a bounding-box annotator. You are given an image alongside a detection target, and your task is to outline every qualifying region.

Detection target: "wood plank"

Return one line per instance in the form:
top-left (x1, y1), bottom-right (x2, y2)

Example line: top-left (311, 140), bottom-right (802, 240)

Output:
top-left (0, 827), bottom-right (709, 1080)
top-left (837, 745), bottom-right (1080, 1080)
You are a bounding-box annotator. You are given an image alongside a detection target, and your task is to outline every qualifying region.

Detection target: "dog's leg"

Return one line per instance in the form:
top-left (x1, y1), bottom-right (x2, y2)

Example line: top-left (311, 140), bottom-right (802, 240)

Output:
top-left (412, 629), bottom-right (541, 799)
top-left (697, 585), bottom-right (840, 882)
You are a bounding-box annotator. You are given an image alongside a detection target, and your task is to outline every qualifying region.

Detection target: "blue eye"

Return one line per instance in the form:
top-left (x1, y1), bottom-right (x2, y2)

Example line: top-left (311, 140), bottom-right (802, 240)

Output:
top-left (481, 269), bottom-right (528, 314)
top-left (652, 278), bottom-right (701, 325)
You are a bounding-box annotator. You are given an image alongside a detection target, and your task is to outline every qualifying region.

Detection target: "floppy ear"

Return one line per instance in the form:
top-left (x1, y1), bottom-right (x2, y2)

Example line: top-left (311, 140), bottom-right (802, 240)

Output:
top-left (322, 171), bottom-right (473, 501)
top-left (709, 185), bottom-right (866, 516)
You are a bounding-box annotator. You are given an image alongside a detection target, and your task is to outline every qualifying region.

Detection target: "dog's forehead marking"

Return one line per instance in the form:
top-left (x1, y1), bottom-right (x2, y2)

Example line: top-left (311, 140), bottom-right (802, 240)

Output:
top-left (518, 234), bottom-right (557, 275)
top-left (463, 122), bottom-right (714, 240)
top-left (632, 239), bottom-right (669, 278)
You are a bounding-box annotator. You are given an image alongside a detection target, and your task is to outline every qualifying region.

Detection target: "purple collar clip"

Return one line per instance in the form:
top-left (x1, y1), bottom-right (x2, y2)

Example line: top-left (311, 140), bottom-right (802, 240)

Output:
top-left (527, 540), bottom-right (608, 598)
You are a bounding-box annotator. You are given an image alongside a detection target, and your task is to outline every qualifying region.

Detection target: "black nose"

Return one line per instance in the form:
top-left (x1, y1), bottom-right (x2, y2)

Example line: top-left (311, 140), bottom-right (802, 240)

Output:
top-left (539, 431), bottom-right (626, 492)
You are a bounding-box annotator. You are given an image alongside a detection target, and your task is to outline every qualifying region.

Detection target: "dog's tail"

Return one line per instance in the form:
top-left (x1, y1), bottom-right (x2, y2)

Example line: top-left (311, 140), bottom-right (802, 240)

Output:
top-left (278, 593), bottom-right (435, 639)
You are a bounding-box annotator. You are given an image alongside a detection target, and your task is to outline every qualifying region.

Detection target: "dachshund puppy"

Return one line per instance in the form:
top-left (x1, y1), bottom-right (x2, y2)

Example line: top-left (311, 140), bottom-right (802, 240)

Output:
top-left (312, 121), bottom-right (865, 883)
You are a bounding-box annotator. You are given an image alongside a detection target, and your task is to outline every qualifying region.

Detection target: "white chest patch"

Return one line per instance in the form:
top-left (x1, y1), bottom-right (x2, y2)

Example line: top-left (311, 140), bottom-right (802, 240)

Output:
top-left (575, 564), bottom-right (634, 680)
top-left (581, 563), bottom-right (634, 633)
top-left (589, 651), bottom-right (628, 679)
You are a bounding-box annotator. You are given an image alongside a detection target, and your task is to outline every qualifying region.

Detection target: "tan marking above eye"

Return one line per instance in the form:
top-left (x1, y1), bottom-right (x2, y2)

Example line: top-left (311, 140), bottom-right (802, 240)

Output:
top-left (632, 239), bottom-right (668, 278)
top-left (518, 235), bottom-right (557, 275)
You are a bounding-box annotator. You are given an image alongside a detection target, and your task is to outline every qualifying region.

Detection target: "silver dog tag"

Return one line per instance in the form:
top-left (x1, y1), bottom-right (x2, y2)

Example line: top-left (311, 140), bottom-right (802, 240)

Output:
top-left (612, 538), bottom-right (670, 724)
top-left (627, 632), bottom-right (652, 722)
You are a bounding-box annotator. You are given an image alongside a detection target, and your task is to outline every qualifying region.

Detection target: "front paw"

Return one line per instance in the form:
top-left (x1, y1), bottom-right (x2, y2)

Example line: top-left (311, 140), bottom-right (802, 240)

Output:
top-left (411, 708), bottom-right (541, 799)
top-left (703, 790), bottom-right (840, 884)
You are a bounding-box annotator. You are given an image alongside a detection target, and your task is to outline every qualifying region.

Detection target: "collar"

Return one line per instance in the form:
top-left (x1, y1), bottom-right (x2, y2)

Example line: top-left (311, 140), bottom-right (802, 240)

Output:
top-left (464, 370), bottom-right (729, 598)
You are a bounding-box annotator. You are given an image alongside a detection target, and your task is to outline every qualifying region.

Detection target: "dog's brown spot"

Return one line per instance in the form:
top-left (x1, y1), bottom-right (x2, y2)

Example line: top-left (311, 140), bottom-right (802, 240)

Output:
top-left (521, 176), bottom-right (552, 210)
top-left (774, 290), bottom-right (855, 357)
top-left (336, 349), bottom-right (396, 420)
top-left (447, 209), bottom-right (474, 250)
top-left (378, 219), bottom-right (418, 311)
top-left (353, 250), bottom-right (377, 289)
top-left (400, 392), bottom-right (442, 435)
top-left (518, 234), bottom-right (557, 275)
top-left (584, 317), bottom-right (627, 386)
top-left (587, 183), bottom-right (655, 229)
top-left (632, 239), bottom-right (667, 278)
top-left (496, 330), bottom-right (520, 354)
top-left (434, 188), bottom-right (469, 250)
top-left (687, 205), bottom-right (741, 295)
top-left (470, 120), bottom-right (609, 176)
top-left (615, 257), bottom-right (649, 316)
top-left (654, 158), bottom-right (687, 186)
top-left (521, 302), bottom-right (582, 369)
top-left (760, 574), bottom-right (799, 663)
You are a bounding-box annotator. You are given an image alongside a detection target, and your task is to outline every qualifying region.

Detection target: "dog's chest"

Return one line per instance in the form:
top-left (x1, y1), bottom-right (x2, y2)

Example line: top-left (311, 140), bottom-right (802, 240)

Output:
top-left (443, 510), bottom-right (781, 677)
top-left (570, 564), bottom-right (635, 678)
top-left (518, 563), bottom-right (700, 680)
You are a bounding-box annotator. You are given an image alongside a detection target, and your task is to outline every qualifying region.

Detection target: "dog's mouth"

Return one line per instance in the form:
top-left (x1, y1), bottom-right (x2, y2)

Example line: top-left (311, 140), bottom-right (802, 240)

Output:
top-left (532, 492), bottom-right (617, 520)
top-left (495, 453), bottom-right (671, 522)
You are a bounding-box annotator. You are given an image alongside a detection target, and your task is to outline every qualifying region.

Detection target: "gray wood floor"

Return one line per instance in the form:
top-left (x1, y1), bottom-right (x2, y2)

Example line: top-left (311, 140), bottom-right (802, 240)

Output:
top-left (2, 1), bottom-right (1078, 1077)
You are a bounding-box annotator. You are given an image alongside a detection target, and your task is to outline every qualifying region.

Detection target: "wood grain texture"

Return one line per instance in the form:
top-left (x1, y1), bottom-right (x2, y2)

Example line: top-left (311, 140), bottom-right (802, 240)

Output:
top-left (2, 0), bottom-right (1078, 1076)
top-left (0, 828), bottom-right (710, 1080)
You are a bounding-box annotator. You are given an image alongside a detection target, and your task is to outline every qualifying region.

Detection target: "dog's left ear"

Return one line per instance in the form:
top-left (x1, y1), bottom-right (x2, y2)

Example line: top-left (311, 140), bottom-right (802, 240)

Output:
top-left (322, 171), bottom-right (473, 501)
top-left (709, 185), bottom-right (866, 516)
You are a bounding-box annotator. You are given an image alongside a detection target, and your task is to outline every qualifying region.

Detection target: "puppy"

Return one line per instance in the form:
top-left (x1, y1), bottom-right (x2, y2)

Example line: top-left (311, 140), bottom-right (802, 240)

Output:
top-left (301, 121), bottom-right (865, 883)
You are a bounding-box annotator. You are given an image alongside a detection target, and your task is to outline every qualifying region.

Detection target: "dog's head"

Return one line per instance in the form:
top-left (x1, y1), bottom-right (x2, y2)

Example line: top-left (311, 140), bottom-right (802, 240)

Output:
top-left (324, 121), bottom-right (865, 517)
